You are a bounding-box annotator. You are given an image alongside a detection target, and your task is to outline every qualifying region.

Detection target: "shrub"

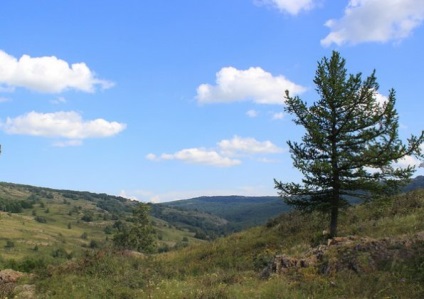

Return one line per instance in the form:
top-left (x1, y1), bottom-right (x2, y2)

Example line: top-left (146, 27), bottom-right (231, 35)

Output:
top-left (4, 240), bottom-right (14, 249)
top-left (35, 216), bottom-right (47, 223)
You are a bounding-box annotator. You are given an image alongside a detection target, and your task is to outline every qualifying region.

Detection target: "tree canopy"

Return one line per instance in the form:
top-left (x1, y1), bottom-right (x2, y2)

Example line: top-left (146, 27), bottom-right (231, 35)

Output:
top-left (275, 51), bottom-right (424, 238)
top-left (113, 203), bottom-right (156, 253)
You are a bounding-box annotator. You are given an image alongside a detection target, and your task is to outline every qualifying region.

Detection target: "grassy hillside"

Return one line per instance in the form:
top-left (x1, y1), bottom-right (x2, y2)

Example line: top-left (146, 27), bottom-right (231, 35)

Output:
top-left (150, 204), bottom-right (230, 240)
top-left (3, 188), bottom-right (423, 298)
top-left (153, 196), bottom-right (291, 238)
top-left (0, 182), bottom-right (201, 264)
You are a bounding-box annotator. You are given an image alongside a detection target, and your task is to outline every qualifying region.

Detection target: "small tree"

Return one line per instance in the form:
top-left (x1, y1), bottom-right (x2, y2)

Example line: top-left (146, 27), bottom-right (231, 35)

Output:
top-left (113, 203), bottom-right (156, 253)
top-left (275, 51), bottom-right (423, 238)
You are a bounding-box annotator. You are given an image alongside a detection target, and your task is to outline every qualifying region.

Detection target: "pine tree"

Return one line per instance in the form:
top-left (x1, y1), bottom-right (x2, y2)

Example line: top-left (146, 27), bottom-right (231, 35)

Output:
top-left (275, 51), bottom-right (423, 238)
top-left (113, 203), bottom-right (156, 253)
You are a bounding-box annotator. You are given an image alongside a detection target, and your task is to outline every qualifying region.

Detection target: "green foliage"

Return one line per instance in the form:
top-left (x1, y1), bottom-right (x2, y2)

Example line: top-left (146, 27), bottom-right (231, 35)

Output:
top-left (0, 256), bottom-right (50, 274)
top-left (89, 240), bottom-right (99, 249)
top-left (113, 203), bottom-right (156, 253)
top-left (0, 197), bottom-right (34, 213)
top-left (81, 210), bottom-right (94, 222)
top-left (34, 216), bottom-right (47, 223)
top-left (275, 51), bottom-right (424, 237)
top-left (103, 225), bottom-right (113, 234)
top-left (4, 240), bottom-right (15, 249)
top-left (152, 196), bottom-right (290, 239)
top-left (51, 247), bottom-right (72, 259)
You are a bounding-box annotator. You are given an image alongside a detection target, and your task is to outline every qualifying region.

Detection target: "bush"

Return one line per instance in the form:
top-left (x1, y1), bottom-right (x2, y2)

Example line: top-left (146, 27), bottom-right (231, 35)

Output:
top-left (35, 216), bottom-right (47, 223)
top-left (81, 210), bottom-right (94, 222)
top-left (52, 248), bottom-right (72, 259)
top-left (89, 240), bottom-right (99, 249)
top-left (4, 240), bottom-right (14, 249)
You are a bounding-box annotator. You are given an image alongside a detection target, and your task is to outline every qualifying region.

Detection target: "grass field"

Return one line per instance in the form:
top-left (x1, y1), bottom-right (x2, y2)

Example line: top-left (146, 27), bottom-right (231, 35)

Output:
top-left (1, 183), bottom-right (424, 298)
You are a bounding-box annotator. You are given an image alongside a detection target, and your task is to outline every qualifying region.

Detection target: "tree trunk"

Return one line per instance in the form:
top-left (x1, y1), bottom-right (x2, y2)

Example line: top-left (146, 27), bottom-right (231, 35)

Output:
top-left (329, 203), bottom-right (338, 238)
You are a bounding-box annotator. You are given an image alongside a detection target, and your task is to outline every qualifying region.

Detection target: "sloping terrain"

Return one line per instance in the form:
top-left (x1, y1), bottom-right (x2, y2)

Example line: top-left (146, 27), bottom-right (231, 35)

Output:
top-left (1, 180), bottom-right (424, 298)
top-left (152, 176), bottom-right (424, 239)
top-left (0, 182), bottom-right (200, 262)
top-left (8, 188), bottom-right (420, 298)
top-left (153, 196), bottom-right (290, 237)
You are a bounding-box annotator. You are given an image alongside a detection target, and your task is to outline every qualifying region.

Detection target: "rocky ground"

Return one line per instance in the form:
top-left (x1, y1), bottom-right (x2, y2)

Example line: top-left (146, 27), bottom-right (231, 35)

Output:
top-left (262, 231), bottom-right (424, 278)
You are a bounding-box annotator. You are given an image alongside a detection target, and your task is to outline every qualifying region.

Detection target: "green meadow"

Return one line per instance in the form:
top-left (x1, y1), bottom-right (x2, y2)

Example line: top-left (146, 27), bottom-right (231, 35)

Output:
top-left (0, 182), bottom-right (423, 298)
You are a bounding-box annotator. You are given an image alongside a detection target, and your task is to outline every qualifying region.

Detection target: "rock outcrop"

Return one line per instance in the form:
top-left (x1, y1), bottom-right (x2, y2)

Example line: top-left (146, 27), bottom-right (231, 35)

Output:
top-left (0, 269), bottom-right (35, 298)
top-left (261, 231), bottom-right (424, 278)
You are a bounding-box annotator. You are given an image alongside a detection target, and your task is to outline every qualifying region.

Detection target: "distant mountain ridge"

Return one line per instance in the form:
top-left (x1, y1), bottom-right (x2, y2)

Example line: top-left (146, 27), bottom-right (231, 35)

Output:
top-left (152, 196), bottom-right (290, 238)
top-left (152, 176), bottom-right (424, 238)
top-left (403, 175), bottom-right (424, 192)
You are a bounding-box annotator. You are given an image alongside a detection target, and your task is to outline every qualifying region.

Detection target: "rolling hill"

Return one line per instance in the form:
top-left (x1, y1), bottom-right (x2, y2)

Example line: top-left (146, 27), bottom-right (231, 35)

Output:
top-left (5, 186), bottom-right (424, 298)
top-left (153, 196), bottom-right (290, 237)
top-left (0, 182), bottom-right (202, 262)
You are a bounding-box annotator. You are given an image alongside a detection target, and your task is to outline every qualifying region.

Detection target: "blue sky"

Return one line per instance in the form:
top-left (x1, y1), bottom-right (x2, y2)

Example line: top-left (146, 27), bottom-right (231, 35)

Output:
top-left (1, 0), bottom-right (423, 202)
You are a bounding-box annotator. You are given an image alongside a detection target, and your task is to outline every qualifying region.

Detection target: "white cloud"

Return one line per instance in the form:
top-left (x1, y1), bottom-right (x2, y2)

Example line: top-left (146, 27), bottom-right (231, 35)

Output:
top-left (51, 96), bottom-right (67, 105)
top-left (255, 0), bottom-right (319, 15)
top-left (321, 0), bottom-right (424, 46)
top-left (246, 109), bottom-right (258, 118)
top-left (1, 111), bottom-right (126, 142)
top-left (394, 155), bottom-right (422, 169)
top-left (395, 144), bottom-right (424, 169)
top-left (196, 67), bottom-right (305, 105)
top-left (272, 112), bottom-right (285, 120)
top-left (148, 148), bottom-right (241, 167)
top-left (147, 136), bottom-right (282, 167)
top-left (0, 50), bottom-right (113, 93)
top-left (374, 91), bottom-right (388, 105)
top-left (146, 153), bottom-right (158, 161)
top-left (118, 189), bottom-right (154, 202)
top-left (218, 135), bottom-right (283, 156)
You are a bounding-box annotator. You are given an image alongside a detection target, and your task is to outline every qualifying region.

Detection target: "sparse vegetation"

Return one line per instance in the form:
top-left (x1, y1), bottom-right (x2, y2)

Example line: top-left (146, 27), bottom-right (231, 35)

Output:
top-left (1, 181), bottom-right (423, 298)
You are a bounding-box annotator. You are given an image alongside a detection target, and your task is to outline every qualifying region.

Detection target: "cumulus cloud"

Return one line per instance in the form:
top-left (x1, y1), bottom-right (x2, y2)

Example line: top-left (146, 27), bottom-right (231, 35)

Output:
top-left (196, 67), bottom-right (305, 105)
top-left (218, 135), bottom-right (283, 156)
top-left (393, 155), bottom-right (423, 169)
top-left (1, 111), bottom-right (126, 144)
top-left (321, 0), bottom-right (424, 46)
top-left (147, 148), bottom-right (241, 167)
top-left (0, 50), bottom-right (113, 93)
top-left (255, 0), bottom-right (319, 15)
top-left (396, 144), bottom-right (424, 169)
top-left (374, 91), bottom-right (388, 105)
top-left (147, 136), bottom-right (282, 167)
